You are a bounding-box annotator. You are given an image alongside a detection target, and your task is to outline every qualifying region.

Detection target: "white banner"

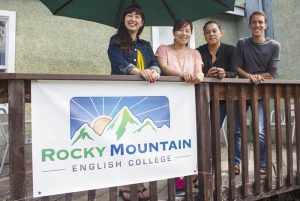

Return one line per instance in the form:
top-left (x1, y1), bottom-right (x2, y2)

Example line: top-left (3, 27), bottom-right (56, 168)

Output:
top-left (31, 80), bottom-right (198, 197)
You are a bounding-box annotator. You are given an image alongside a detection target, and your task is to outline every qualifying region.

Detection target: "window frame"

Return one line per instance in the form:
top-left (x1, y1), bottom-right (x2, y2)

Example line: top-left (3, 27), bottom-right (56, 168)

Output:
top-left (0, 10), bottom-right (16, 73)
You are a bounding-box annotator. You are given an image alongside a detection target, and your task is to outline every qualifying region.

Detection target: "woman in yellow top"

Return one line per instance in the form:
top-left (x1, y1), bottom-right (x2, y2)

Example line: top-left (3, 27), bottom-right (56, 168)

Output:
top-left (107, 4), bottom-right (159, 201)
top-left (108, 4), bottom-right (160, 83)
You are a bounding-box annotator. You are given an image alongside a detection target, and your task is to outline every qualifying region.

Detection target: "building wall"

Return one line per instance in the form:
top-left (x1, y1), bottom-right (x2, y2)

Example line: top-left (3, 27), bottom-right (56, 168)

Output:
top-left (1, 0), bottom-right (116, 74)
top-left (272, 0), bottom-right (300, 80)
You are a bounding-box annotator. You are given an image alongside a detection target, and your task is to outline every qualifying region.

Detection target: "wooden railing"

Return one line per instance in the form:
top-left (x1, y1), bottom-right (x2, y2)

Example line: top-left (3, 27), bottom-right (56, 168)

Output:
top-left (0, 73), bottom-right (299, 201)
top-left (207, 79), bottom-right (300, 200)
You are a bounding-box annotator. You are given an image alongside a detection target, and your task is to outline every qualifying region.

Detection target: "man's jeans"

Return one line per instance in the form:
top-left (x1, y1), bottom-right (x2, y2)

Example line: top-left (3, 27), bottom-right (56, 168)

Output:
top-left (220, 101), bottom-right (227, 127)
top-left (234, 100), bottom-right (266, 169)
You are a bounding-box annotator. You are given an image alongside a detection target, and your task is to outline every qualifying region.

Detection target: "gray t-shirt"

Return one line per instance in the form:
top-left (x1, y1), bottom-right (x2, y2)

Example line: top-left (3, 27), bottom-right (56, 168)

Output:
top-left (236, 37), bottom-right (281, 77)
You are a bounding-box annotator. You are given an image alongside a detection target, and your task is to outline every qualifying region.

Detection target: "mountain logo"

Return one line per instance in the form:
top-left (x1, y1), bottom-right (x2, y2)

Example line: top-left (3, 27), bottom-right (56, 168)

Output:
top-left (70, 96), bottom-right (170, 144)
top-left (71, 126), bottom-right (94, 146)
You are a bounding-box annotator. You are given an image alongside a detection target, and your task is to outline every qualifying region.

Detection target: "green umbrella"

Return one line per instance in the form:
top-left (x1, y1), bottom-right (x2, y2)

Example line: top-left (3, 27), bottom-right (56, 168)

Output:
top-left (40, 0), bottom-right (235, 28)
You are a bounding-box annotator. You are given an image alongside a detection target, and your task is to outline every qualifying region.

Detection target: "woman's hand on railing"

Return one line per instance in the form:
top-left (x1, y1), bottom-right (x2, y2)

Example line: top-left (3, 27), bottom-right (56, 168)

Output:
top-left (181, 72), bottom-right (194, 83)
top-left (206, 67), bottom-right (219, 78)
top-left (192, 72), bottom-right (204, 84)
top-left (140, 69), bottom-right (160, 83)
top-left (206, 67), bottom-right (226, 79)
top-left (180, 72), bottom-right (203, 84)
top-left (217, 68), bottom-right (226, 79)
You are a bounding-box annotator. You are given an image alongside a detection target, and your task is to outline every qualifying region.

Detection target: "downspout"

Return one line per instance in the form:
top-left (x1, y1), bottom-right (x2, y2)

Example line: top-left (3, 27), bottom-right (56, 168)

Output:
top-left (245, 0), bottom-right (274, 39)
top-left (261, 0), bottom-right (274, 39)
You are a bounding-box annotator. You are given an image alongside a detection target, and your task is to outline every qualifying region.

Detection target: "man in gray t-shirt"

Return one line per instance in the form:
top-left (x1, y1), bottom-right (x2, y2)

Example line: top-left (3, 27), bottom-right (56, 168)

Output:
top-left (236, 37), bottom-right (280, 78)
top-left (234, 11), bottom-right (281, 179)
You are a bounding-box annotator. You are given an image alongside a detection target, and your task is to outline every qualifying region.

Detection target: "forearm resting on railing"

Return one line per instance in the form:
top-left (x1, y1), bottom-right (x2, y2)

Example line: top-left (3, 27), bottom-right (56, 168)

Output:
top-left (236, 67), bottom-right (275, 84)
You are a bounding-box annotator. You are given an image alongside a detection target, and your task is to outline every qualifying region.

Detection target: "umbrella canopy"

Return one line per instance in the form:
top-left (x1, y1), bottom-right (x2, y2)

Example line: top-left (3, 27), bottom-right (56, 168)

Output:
top-left (40, 0), bottom-right (235, 28)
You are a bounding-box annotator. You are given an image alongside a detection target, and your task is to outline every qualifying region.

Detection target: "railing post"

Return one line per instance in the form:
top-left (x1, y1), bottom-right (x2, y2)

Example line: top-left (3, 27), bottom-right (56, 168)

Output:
top-left (211, 84), bottom-right (222, 201)
top-left (88, 189), bottom-right (96, 201)
top-left (195, 83), bottom-right (213, 200)
top-left (239, 85), bottom-right (250, 197)
top-left (149, 181), bottom-right (158, 201)
top-left (8, 79), bottom-right (26, 200)
top-left (251, 85), bottom-right (261, 194)
top-left (167, 178), bottom-right (176, 201)
top-left (284, 86), bottom-right (293, 186)
top-left (109, 187), bottom-right (118, 201)
top-left (263, 85), bottom-right (272, 191)
top-left (65, 193), bottom-right (73, 201)
top-left (274, 85), bottom-right (283, 188)
top-left (226, 84), bottom-right (236, 199)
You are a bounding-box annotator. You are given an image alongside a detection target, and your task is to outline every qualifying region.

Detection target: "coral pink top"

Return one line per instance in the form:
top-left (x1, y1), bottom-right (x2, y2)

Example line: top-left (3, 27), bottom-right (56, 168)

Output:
top-left (155, 45), bottom-right (203, 74)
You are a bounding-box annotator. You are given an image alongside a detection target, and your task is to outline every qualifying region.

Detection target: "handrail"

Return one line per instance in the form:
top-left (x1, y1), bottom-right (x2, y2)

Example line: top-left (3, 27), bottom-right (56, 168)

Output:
top-left (1, 73), bottom-right (300, 84)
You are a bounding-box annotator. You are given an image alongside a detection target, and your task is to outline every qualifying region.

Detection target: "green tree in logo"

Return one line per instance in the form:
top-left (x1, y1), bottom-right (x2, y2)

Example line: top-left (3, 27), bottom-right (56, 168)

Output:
top-left (72, 127), bottom-right (94, 146)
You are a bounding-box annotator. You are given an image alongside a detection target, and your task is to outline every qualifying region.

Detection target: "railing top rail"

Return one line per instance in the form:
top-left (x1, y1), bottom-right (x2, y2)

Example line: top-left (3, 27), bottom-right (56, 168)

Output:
top-left (203, 77), bottom-right (300, 85)
top-left (0, 73), bottom-right (182, 82)
top-left (0, 73), bottom-right (300, 84)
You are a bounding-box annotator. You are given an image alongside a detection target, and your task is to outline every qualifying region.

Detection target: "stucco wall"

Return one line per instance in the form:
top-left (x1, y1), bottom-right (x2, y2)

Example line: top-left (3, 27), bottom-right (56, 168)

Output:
top-left (235, 0), bottom-right (245, 7)
top-left (272, 1), bottom-right (300, 80)
top-left (0, 0), bottom-right (244, 74)
top-left (1, 0), bottom-right (117, 74)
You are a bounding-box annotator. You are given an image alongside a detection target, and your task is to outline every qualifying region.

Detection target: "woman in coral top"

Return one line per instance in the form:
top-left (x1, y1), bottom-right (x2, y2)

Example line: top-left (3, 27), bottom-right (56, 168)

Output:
top-left (155, 19), bottom-right (203, 195)
top-left (155, 19), bottom-right (204, 84)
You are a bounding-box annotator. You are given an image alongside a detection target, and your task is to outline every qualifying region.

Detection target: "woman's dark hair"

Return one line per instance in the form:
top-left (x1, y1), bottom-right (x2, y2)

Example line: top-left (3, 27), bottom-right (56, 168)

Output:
top-left (203, 20), bottom-right (221, 31)
top-left (114, 4), bottom-right (145, 51)
top-left (172, 19), bottom-right (193, 33)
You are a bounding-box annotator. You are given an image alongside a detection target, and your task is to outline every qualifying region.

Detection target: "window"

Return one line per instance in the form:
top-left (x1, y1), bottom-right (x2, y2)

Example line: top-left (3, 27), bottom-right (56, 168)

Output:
top-left (0, 10), bottom-right (16, 73)
top-left (151, 26), bottom-right (195, 53)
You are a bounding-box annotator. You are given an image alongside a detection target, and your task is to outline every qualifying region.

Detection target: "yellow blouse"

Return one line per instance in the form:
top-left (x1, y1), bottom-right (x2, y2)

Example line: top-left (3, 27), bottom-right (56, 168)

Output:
top-left (136, 49), bottom-right (145, 70)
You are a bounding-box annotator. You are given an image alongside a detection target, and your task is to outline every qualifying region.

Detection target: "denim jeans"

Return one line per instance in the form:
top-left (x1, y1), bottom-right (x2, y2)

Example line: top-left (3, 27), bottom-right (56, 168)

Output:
top-left (220, 101), bottom-right (227, 127)
top-left (234, 100), bottom-right (266, 169)
top-left (210, 101), bottom-right (227, 128)
top-left (211, 101), bottom-right (227, 170)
